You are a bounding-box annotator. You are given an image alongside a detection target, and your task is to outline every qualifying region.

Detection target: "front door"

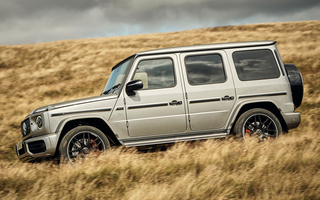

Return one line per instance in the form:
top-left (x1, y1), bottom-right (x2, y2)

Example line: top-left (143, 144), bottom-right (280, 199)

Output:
top-left (124, 54), bottom-right (187, 137)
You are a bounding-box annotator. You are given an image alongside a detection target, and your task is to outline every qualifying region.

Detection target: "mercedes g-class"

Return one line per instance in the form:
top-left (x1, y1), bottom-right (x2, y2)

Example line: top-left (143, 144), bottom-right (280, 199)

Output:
top-left (16, 41), bottom-right (303, 163)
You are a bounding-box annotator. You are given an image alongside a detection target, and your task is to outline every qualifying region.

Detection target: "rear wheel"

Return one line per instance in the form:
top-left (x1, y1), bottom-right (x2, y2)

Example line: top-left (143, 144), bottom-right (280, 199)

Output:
top-left (59, 126), bottom-right (110, 164)
top-left (233, 108), bottom-right (282, 142)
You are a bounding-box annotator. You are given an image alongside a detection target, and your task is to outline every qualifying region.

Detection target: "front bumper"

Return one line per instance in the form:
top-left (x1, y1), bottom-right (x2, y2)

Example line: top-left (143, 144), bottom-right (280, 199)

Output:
top-left (282, 112), bottom-right (301, 130)
top-left (16, 134), bottom-right (58, 161)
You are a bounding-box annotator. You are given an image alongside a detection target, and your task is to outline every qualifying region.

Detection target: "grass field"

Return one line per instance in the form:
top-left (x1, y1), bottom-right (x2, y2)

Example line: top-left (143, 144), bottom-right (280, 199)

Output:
top-left (0, 20), bottom-right (319, 199)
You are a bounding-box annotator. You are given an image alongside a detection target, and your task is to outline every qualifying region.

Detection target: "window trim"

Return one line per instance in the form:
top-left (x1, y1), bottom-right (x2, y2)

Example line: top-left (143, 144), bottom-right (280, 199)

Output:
top-left (184, 53), bottom-right (227, 86)
top-left (232, 49), bottom-right (281, 81)
top-left (131, 57), bottom-right (177, 90)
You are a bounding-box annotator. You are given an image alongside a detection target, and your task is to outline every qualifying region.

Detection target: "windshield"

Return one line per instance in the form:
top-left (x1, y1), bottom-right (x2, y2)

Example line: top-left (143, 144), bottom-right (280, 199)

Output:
top-left (102, 57), bottom-right (132, 95)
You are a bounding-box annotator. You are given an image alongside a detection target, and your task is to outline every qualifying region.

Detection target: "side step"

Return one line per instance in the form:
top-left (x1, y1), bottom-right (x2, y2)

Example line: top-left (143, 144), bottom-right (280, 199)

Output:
top-left (122, 132), bottom-right (228, 147)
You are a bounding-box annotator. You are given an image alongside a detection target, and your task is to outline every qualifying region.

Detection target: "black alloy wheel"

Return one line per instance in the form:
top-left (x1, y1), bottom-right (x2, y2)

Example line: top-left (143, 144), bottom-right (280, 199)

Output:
top-left (59, 126), bottom-right (110, 164)
top-left (233, 108), bottom-right (282, 142)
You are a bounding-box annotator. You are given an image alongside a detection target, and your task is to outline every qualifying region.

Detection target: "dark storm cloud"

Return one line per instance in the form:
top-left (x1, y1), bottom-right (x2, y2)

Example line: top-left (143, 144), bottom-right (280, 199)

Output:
top-left (0, 0), bottom-right (319, 45)
top-left (100, 0), bottom-right (320, 25)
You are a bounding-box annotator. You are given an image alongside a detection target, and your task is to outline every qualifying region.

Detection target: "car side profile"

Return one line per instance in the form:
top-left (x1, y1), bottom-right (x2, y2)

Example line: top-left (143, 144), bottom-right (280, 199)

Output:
top-left (16, 41), bottom-right (303, 163)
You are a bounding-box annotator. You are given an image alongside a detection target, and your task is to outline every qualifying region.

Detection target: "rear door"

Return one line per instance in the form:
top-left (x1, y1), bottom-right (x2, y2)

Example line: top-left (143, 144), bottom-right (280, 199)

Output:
top-left (180, 50), bottom-right (236, 131)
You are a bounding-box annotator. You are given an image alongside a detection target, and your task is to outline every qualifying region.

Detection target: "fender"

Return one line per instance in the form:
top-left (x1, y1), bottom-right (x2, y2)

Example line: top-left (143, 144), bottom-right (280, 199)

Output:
top-left (226, 99), bottom-right (280, 132)
top-left (51, 114), bottom-right (118, 149)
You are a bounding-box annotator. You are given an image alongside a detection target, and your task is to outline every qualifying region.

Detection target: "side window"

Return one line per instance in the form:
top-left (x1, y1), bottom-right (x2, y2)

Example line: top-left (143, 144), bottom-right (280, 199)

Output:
top-left (133, 58), bottom-right (176, 89)
top-left (233, 49), bottom-right (280, 81)
top-left (185, 54), bottom-right (226, 85)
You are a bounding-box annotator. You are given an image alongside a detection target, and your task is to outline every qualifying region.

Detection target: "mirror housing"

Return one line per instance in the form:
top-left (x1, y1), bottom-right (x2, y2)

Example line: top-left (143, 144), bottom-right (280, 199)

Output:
top-left (126, 80), bottom-right (143, 96)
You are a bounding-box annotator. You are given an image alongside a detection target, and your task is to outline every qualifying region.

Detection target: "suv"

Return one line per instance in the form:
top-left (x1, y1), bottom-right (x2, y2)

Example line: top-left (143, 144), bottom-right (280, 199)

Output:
top-left (16, 41), bottom-right (303, 163)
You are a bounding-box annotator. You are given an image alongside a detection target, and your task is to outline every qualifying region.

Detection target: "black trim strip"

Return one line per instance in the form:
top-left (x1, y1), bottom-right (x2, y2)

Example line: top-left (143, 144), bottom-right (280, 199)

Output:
top-left (128, 103), bottom-right (168, 110)
top-left (189, 98), bottom-right (220, 104)
top-left (122, 130), bottom-right (227, 143)
top-left (238, 92), bottom-right (287, 99)
top-left (51, 108), bottom-right (112, 117)
top-left (116, 107), bottom-right (124, 111)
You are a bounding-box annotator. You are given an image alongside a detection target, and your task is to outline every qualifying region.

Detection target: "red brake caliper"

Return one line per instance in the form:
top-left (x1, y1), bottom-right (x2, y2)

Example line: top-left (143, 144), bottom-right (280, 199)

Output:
top-left (91, 139), bottom-right (100, 155)
top-left (245, 129), bottom-right (251, 137)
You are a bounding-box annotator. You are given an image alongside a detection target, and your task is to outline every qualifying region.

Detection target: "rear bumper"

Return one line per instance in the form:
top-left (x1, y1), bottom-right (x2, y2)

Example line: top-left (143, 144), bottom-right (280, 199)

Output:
top-left (282, 112), bottom-right (301, 130)
top-left (16, 134), bottom-right (58, 161)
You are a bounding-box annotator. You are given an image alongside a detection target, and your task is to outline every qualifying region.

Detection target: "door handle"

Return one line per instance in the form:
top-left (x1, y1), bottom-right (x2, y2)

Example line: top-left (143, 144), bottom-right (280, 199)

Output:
top-left (222, 95), bottom-right (234, 101)
top-left (169, 100), bottom-right (182, 105)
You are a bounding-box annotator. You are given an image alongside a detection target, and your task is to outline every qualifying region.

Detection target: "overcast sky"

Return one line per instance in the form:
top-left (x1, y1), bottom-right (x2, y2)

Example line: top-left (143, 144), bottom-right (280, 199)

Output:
top-left (1, 0), bottom-right (319, 45)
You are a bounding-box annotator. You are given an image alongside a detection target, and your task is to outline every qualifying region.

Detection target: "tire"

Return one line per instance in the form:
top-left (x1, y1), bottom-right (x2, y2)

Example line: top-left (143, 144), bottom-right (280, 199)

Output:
top-left (59, 126), bottom-right (110, 164)
top-left (233, 108), bottom-right (282, 142)
top-left (284, 64), bottom-right (303, 108)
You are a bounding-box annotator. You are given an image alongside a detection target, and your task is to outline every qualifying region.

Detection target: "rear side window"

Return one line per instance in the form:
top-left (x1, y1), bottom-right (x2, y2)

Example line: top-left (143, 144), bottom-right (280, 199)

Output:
top-left (233, 49), bottom-right (280, 81)
top-left (185, 54), bottom-right (226, 85)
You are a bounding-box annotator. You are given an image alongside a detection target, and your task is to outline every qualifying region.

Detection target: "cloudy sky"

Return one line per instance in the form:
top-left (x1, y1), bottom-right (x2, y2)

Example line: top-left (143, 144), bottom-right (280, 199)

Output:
top-left (1, 0), bottom-right (319, 45)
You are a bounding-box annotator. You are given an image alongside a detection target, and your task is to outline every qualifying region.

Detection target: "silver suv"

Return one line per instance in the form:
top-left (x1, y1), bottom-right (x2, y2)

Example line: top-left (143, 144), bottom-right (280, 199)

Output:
top-left (16, 41), bottom-right (303, 163)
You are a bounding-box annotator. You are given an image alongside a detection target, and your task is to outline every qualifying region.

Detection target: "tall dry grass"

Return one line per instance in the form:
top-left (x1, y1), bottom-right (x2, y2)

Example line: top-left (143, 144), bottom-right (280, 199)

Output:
top-left (0, 132), bottom-right (319, 199)
top-left (0, 20), bottom-right (319, 199)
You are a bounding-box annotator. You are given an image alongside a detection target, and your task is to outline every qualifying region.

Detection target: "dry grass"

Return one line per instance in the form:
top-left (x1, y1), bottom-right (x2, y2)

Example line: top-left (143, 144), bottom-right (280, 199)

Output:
top-left (0, 134), bottom-right (319, 200)
top-left (0, 20), bottom-right (319, 199)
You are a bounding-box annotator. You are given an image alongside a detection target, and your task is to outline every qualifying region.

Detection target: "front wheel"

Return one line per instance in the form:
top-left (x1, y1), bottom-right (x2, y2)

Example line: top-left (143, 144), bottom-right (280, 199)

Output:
top-left (59, 126), bottom-right (110, 164)
top-left (233, 108), bottom-right (282, 142)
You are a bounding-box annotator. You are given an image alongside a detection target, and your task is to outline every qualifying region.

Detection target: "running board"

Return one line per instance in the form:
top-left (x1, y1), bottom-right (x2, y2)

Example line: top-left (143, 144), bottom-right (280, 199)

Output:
top-left (122, 132), bottom-right (228, 147)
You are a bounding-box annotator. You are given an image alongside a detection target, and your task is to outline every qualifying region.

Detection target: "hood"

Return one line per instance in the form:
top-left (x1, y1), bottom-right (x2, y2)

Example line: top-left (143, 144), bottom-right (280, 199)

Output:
top-left (31, 94), bottom-right (117, 114)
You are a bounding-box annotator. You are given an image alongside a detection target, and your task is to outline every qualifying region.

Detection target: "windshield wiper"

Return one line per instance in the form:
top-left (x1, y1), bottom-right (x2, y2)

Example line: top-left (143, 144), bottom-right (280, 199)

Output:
top-left (102, 83), bottom-right (121, 95)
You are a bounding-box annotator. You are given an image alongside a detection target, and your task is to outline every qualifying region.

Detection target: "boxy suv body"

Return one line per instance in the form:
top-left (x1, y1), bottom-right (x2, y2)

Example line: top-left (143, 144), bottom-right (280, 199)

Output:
top-left (16, 41), bottom-right (302, 163)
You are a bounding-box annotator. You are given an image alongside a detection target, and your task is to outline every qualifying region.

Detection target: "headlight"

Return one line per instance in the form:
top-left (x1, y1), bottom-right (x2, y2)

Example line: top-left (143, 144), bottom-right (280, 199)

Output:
top-left (22, 122), bottom-right (27, 136)
top-left (35, 116), bottom-right (43, 129)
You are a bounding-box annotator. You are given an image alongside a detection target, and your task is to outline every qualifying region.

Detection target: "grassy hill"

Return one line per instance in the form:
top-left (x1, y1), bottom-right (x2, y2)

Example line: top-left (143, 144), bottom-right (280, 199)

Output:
top-left (0, 21), bottom-right (319, 199)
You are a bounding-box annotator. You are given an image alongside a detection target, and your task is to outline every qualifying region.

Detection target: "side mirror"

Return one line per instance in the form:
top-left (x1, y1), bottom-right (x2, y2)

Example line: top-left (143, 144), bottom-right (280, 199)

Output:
top-left (126, 80), bottom-right (143, 96)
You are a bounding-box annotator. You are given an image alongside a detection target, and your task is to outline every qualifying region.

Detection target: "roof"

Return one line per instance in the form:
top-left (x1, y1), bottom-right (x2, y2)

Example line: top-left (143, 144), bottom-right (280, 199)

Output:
top-left (136, 41), bottom-right (276, 56)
